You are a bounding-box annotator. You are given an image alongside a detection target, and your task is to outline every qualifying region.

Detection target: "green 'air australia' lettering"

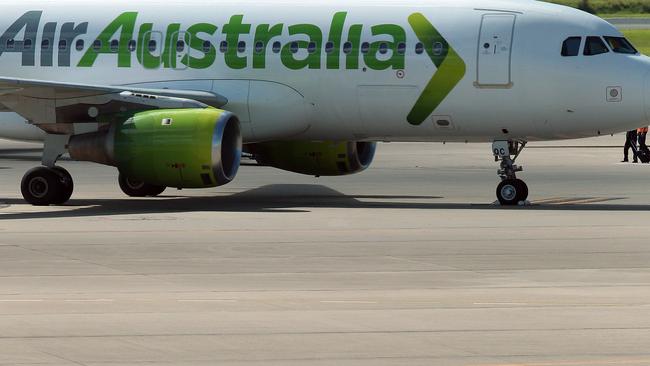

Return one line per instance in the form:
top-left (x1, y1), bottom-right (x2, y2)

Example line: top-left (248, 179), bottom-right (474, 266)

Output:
top-left (253, 23), bottom-right (283, 69)
top-left (364, 24), bottom-right (405, 70)
top-left (282, 23), bottom-right (322, 70)
top-left (0, 8), bottom-right (466, 111)
top-left (223, 15), bottom-right (250, 69)
top-left (78, 12), bottom-right (137, 67)
top-left (0, 11), bottom-right (42, 66)
top-left (326, 12), bottom-right (346, 69)
top-left (182, 23), bottom-right (218, 69)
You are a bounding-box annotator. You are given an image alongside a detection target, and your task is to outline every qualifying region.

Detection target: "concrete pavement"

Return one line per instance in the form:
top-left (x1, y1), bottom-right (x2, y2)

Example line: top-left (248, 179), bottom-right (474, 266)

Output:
top-left (1, 136), bottom-right (650, 365)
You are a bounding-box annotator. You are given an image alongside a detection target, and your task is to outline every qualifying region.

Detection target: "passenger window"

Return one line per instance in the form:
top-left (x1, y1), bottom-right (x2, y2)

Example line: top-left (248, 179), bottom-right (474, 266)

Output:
top-left (93, 40), bottom-right (101, 51)
top-left (343, 42), bottom-right (353, 54)
top-left (75, 39), bottom-right (84, 51)
top-left (110, 39), bottom-right (119, 52)
top-left (584, 36), bottom-right (609, 56)
top-left (147, 40), bottom-right (157, 52)
top-left (176, 40), bottom-right (185, 52)
top-left (433, 42), bottom-right (444, 56)
top-left (128, 40), bottom-right (137, 52)
top-left (254, 41), bottom-right (264, 53)
top-left (415, 42), bottom-right (424, 55)
top-left (603, 36), bottom-right (638, 54)
top-left (219, 41), bottom-right (228, 53)
top-left (202, 40), bottom-right (211, 53)
top-left (272, 41), bottom-right (281, 53)
top-left (325, 41), bottom-right (334, 54)
top-left (397, 42), bottom-right (406, 55)
top-left (561, 37), bottom-right (581, 57)
top-left (361, 42), bottom-right (370, 54)
top-left (41, 39), bottom-right (50, 50)
top-left (59, 40), bottom-right (67, 51)
top-left (378, 42), bottom-right (388, 55)
top-left (23, 39), bottom-right (32, 50)
top-left (237, 41), bottom-right (246, 53)
top-left (307, 42), bottom-right (317, 54)
top-left (6, 39), bottom-right (14, 50)
top-left (290, 41), bottom-right (299, 54)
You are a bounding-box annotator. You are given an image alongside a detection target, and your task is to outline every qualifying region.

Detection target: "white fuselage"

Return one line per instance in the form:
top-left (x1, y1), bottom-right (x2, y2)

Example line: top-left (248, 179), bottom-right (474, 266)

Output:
top-left (0, 0), bottom-right (648, 143)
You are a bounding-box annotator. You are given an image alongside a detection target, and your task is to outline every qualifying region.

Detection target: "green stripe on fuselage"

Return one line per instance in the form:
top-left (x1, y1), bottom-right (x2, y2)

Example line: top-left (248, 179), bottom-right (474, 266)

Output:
top-left (407, 13), bottom-right (466, 126)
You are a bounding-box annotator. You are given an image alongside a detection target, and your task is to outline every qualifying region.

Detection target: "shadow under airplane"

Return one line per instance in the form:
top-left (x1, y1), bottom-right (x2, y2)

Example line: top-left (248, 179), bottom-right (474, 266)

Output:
top-left (0, 184), bottom-right (644, 221)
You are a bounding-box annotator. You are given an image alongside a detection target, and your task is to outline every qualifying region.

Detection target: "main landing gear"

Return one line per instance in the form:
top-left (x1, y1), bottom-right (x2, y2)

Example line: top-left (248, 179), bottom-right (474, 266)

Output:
top-left (492, 140), bottom-right (529, 206)
top-left (118, 174), bottom-right (166, 197)
top-left (21, 134), bottom-right (74, 206)
top-left (20, 133), bottom-right (171, 205)
top-left (21, 166), bottom-right (74, 206)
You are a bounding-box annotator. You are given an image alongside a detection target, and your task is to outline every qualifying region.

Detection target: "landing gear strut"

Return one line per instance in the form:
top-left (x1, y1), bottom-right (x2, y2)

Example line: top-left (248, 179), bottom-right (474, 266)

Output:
top-left (492, 140), bottom-right (529, 206)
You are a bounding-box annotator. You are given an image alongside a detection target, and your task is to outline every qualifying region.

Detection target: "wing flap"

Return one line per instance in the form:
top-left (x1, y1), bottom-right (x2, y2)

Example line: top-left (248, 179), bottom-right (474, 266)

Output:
top-left (0, 77), bottom-right (228, 125)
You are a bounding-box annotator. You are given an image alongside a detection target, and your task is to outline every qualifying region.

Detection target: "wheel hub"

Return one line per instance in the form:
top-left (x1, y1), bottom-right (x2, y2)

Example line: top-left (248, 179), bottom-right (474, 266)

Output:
top-left (500, 184), bottom-right (517, 201)
top-left (126, 179), bottom-right (146, 190)
top-left (28, 177), bottom-right (49, 199)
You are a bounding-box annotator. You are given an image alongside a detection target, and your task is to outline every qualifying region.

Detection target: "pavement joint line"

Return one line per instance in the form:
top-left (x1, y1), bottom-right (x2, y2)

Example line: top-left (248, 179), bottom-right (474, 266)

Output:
top-left (63, 299), bottom-right (114, 302)
top-left (320, 300), bottom-right (379, 304)
top-left (176, 299), bottom-right (238, 302)
top-left (0, 299), bottom-right (43, 302)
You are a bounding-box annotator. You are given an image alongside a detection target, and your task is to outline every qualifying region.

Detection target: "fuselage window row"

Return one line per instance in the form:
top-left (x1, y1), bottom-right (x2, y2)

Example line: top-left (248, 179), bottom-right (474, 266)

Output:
top-left (3, 38), bottom-right (446, 56)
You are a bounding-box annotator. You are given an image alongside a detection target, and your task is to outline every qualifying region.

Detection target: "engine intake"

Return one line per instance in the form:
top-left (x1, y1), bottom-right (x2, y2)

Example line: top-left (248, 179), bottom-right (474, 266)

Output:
top-left (69, 108), bottom-right (242, 188)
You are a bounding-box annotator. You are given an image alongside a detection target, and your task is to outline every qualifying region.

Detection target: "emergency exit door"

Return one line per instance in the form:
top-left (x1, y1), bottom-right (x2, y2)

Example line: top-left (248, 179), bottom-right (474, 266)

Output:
top-left (477, 14), bottom-right (516, 87)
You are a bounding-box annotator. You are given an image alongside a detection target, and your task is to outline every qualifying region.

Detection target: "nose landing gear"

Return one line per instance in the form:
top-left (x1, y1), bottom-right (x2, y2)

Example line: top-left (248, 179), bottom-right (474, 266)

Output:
top-left (493, 140), bottom-right (528, 206)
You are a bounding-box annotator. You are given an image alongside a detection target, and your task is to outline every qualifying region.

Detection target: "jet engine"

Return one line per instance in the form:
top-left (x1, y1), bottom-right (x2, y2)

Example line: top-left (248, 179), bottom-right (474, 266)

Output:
top-left (246, 141), bottom-right (377, 176)
top-left (69, 108), bottom-right (242, 188)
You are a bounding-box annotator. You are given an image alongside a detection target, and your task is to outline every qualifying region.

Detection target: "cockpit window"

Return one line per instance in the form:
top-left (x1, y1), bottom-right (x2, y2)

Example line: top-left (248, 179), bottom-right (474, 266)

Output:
top-left (603, 36), bottom-right (638, 54)
top-left (561, 37), bottom-right (581, 56)
top-left (584, 36), bottom-right (609, 56)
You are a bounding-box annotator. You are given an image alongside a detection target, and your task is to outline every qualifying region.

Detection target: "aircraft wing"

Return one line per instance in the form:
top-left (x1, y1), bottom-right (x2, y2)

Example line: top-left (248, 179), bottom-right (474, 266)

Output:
top-left (0, 77), bottom-right (228, 128)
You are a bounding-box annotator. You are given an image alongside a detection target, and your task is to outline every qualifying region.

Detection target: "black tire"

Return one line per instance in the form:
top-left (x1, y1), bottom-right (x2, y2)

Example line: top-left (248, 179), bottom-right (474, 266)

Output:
top-left (118, 174), bottom-right (166, 197)
top-left (51, 166), bottom-right (74, 204)
top-left (21, 167), bottom-right (64, 206)
top-left (145, 184), bottom-right (167, 197)
top-left (515, 179), bottom-right (529, 203)
top-left (497, 179), bottom-right (528, 206)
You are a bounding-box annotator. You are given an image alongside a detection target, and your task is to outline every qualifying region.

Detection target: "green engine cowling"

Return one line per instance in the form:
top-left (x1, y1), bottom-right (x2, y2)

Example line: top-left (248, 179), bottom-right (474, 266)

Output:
top-left (69, 108), bottom-right (242, 188)
top-left (246, 141), bottom-right (377, 176)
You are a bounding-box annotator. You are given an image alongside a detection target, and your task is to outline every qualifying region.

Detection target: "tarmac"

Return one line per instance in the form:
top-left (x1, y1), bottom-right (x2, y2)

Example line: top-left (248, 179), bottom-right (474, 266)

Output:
top-left (1, 136), bottom-right (650, 365)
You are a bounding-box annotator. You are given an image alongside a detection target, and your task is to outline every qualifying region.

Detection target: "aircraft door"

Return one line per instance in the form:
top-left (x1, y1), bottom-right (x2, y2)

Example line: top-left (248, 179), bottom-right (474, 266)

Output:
top-left (476, 14), bottom-right (516, 87)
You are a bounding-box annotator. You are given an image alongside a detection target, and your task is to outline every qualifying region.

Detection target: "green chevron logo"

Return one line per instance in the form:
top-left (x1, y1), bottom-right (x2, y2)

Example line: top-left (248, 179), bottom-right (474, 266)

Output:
top-left (407, 13), bottom-right (466, 126)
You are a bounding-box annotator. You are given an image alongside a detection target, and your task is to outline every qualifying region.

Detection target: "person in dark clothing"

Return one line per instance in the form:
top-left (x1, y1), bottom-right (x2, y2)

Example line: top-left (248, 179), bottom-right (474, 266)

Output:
top-left (638, 127), bottom-right (649, 155)
top-left (623, 129), bottom-right (638, 163)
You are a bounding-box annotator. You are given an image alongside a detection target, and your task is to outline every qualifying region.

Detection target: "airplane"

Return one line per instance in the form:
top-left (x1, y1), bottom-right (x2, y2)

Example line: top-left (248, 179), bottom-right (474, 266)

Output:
top-left (0, 0), bottom-right (646, 206)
